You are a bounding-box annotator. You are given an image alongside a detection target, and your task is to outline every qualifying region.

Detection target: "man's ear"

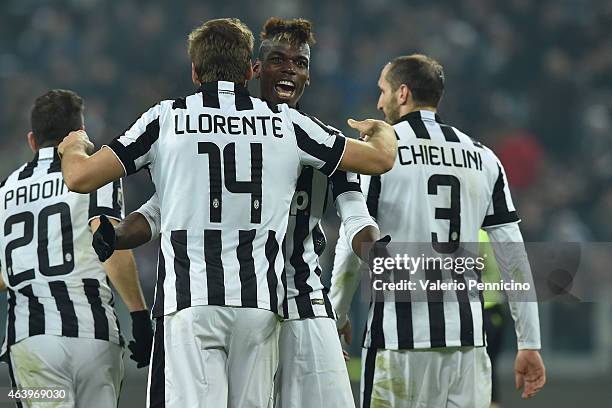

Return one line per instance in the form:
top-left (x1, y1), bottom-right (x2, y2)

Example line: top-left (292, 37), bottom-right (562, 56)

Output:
top-left (191, 62), bottom-right (200, 85)
top-left (27, 131), bottom-right (38, 153)
top-left (245, 61), bottom-right (254, 81)
top-left (253, 60), bottom-right (261, 79)
top-left (398, 84), bottom-right (410, 106)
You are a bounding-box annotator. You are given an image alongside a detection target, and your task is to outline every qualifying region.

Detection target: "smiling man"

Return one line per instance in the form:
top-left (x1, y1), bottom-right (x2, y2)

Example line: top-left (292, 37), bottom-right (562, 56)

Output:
top-left (87, 18), bottom-right (386, 408)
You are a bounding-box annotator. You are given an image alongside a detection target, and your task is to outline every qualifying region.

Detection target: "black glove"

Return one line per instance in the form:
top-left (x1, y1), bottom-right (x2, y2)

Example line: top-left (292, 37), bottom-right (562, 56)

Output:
top-left (128, 310), bottom-right (154, 368)
top-left (368, 235), bottom-right (392, 271)
top-left (92, 214), bottom-right (116, 262)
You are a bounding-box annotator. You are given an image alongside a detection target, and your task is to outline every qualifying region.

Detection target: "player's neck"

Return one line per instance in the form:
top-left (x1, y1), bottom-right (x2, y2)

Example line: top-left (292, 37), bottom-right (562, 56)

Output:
top-left (400, 106), bottom-right (437, 117)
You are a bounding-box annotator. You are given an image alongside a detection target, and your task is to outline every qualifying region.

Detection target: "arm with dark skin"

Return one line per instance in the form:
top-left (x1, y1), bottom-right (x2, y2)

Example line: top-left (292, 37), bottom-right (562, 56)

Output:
top-left (352, 225), bottom-right (380, 263)
top-left (114, 212), bottom-right (153, 250)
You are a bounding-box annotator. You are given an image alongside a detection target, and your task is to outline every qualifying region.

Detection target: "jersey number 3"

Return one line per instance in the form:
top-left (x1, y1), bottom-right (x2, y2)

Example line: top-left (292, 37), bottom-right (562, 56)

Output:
top-left (428, 174), bottom-right (461, 253)
top-left (198, 142), bottom-right (263, 224)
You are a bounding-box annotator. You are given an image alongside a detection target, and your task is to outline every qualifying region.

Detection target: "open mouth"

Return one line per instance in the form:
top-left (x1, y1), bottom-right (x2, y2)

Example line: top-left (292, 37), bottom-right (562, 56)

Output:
top-left (274, 80), bottom-right (296, 99)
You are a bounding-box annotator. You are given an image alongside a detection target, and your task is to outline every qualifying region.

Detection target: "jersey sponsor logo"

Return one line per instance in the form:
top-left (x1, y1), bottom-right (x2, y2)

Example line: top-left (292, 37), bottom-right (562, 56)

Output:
top-left (311, 298), bottom-right (325, 305)
top-left (290, 191), bottom-right (309, 215)
top-left (174, 113), bottom-right (283, 138)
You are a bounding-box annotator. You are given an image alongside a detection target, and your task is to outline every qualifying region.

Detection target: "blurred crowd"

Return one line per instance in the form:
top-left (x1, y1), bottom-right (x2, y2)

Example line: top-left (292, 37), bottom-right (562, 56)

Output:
top-left (1, 0), bottom-right (611, 248)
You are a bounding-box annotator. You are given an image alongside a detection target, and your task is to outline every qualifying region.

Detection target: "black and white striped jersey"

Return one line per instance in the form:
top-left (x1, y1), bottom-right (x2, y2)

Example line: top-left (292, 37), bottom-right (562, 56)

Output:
top-left (334, 110), bottom-right (520, 350)
top-left (106, 81), bottom-right (347, 318)
top-left (0, 147), bottom-right (123, 353)
top-left (282, 169), bottom-right (362, 320)
top-left (136, 168), bottom-right (365, 321)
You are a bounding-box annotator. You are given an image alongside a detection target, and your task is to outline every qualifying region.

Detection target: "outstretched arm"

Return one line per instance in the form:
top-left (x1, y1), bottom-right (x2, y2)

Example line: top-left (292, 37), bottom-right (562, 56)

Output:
top-left (338, 119), bottom-right (397, 175)
top-left (59, 130), bottom-right (125, 193)
top-left (486, 223), bottom-right (546, 399)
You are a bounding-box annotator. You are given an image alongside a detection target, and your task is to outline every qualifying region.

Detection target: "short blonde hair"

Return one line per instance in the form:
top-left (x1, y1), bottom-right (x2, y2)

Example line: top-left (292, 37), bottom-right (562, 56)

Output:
top-left (188, 18), bottom-right (254, 83)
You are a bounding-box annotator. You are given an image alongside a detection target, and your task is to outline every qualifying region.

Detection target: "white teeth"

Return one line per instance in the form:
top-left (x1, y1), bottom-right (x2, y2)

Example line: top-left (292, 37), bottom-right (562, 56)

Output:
top-left (277, 80), bottom-right (295, 87)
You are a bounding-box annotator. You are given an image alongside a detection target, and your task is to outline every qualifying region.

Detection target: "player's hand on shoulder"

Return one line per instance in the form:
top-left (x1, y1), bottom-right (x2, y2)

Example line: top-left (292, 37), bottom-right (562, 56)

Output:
top-left (92, 215), bottom-right (117, 262)
top-left (515, 349), bottom-right (546, 399)
top-left (58, 129), bottom-right (95, 158)
top-left (128, 309), bottom-right (154, 368)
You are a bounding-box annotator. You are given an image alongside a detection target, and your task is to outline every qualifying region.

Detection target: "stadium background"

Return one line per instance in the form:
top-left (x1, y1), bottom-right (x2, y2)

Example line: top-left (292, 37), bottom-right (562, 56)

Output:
top-left (0, 0), bottom-right (611, 406)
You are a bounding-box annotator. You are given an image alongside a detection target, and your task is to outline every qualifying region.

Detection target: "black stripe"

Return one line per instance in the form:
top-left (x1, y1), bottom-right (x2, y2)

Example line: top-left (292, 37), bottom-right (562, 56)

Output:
top-left (108, 118), bottom-right (160, 175)
top-left (294, 124), bottom-right (346, 176)
top-left (83, 278), bottom-right (110, 341)
top-left (281, 237), bottom-right (289, 318)
top-left (112, 179), bottom-right (122, 214)
top-left (7, 290), bottom-right (16, 347)
top-left (290, 168), bottom-right (315, 318)
top-left (234, 84), bottom-right (254, 110)
top-left (172, 97), bottom-right (187, 109)
top-left (204, 229), bottom-right (225, 306)
top-left (49, 281), bottom-right (79, 337)
top-left (365, 176), bottom-right (381, 218)
top-left (492, 164), bottom-right (510, 214)
top-left (89, 189), bottom-right (98, 220)
top-left (425, 266), bottom-right (446, 348)
top-left (148, 318), bottom-right (165, 408)
top-left (47, 148), bottom-right (62, 173)
top-left (202, 83), bottom-right (220, 108)
top-left (7, 353), bottom-right (24, 408)
top-left (265, 231), bottom-right (280, 314)
top-left (439, 124), bottom-right (461, 142)
top-left (18, 152), bottom-right (39, 180)
top-left (152, 244), bottom-right (166, 318)
top-left (18, 285), bottom-right (45, 337)
top-left (369, 300), bottom-right (385, 348)
top-left (238, 229), bottom-right (258, 308)
top-left (330, 170), bottom-right (361, 201)
top-left (407, 117), bottom-right (431, 139)
top-left (322, 291), bottom-right (335, 319)
top-left (171, 230), bottom-right (191, 311)
top-left (395, 301), bottom-right (414, 349)
top-left (453, 272), bottom-right (474, 346)
top-left (482, 211), bottom-right (519, 228)
top-left (362, 348), bottom-right (377, 408)
top-left (0, 177), bottom-right (7, 189)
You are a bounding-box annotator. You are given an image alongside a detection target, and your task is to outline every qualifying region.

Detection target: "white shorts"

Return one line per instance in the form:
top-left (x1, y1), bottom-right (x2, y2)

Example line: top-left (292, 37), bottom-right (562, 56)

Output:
top-left (147, 305), bottom-right (279, 408)
top-left (274, 317), bottom-right (354, 408)
top-left (360, 346), bottom-right (491, 408)
top-left (8, 335), bottom-right (124, 408)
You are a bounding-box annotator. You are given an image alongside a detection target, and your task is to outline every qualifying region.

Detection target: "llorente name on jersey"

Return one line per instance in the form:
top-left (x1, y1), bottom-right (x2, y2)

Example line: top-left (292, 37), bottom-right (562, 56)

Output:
top-left (175, 114), bottom-right (284, 138)
top-left (398, 144), bottom-right (483, 171)
top-left (4, 177), bottom-right (67, 210)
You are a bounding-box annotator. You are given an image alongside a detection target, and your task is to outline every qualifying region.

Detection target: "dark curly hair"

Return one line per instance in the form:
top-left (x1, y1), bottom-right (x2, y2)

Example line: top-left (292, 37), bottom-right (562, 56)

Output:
top-left (258, 17), bottom-right (315, 59)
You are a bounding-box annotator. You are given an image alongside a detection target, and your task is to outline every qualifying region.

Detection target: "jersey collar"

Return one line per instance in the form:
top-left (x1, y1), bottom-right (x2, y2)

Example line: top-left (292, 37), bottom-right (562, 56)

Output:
top-left (197, 81), bottom-right (250, 96)
top-left (396, 110), bottom-right (442, 125)
top-left (37, 146), bottom-right (59, 161)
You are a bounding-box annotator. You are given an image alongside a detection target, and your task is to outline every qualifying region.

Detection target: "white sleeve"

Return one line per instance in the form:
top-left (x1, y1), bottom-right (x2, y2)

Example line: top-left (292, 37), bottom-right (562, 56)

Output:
top-left (329, 223), bottom-right (364, 328)
top-left (335, 191), bottom-right (378, 256)
top-left (104, 104), bottom-right (162, 176)
top-left (134, 192), bottom-right (161, 239)
top-left (487, 223), bottom-right (542, 350)
top-left (287, 108), bottom-right (347, 176)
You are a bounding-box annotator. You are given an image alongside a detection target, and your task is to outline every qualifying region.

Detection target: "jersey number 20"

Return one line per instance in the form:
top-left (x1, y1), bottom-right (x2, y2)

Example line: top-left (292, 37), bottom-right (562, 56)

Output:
top-left (4, 203), bottom-right (74, 286)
